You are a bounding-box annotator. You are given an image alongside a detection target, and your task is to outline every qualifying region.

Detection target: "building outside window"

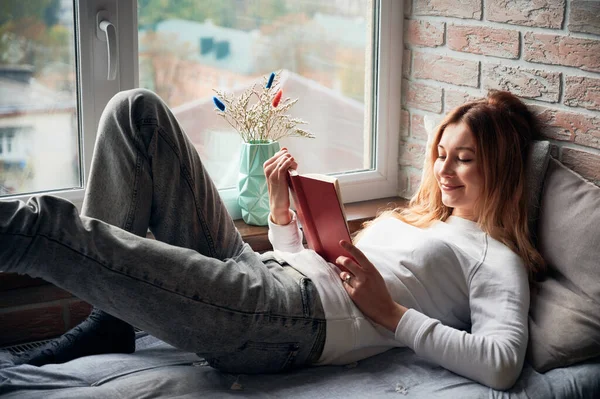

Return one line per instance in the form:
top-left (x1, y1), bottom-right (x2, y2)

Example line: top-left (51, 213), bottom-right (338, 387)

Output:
top-left (0, 0), bottom-right (79, 197)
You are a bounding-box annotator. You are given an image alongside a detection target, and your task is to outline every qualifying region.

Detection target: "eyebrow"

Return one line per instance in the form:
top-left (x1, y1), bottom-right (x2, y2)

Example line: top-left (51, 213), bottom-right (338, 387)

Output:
top-left (437, 145), bottom-right (475, 153)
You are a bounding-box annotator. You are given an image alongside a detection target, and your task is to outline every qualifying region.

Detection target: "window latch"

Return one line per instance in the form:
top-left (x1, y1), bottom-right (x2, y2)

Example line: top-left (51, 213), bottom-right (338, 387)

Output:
top-left (96, 10), bottom-right (118, 81)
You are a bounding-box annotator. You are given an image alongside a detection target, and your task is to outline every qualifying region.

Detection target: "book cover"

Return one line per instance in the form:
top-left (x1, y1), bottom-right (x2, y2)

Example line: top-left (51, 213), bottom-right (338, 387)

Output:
top-left (287, 170), bottom-right (352, 270)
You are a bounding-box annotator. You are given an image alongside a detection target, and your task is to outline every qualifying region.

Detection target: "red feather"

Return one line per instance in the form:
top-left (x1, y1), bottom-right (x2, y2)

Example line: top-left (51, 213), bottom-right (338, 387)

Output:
top-left (272, 90), bottom-right (283, 108)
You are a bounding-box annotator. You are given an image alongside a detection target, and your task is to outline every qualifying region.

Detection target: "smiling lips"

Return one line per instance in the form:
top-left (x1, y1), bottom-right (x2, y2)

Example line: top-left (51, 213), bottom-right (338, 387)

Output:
top-left (441, 184), bottom-right (464, 191)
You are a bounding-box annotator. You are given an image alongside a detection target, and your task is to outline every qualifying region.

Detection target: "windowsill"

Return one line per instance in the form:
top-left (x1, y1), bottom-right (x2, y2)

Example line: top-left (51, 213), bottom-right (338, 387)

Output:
top-left (235, 196), bottom-right (407, 252)
top-left (0, 196), bottom-right (408, 288)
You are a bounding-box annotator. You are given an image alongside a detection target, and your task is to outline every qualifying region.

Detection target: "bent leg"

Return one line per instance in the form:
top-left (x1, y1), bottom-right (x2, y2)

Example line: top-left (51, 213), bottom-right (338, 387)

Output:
top-left (0, 196), bottom-right (324, 371)
top-left (4, 88), bottom-right (244, 366)
top-left (83, 88), bottom-right (243, 257)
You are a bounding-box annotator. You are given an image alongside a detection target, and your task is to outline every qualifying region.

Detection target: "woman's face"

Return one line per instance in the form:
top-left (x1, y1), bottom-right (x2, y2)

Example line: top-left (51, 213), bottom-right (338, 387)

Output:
top-left (433, 122), bottom-right (483, 221)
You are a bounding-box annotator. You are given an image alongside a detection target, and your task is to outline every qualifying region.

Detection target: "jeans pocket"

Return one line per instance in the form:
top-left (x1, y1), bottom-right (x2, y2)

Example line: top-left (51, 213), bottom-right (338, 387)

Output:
top-left (206, 341), bottom-right (300, 374)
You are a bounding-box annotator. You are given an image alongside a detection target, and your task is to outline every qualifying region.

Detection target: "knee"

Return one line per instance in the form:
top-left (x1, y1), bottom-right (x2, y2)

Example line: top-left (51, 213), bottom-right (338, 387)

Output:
top-left (105, 88), bottom-right (165, 116)
top-left (97, 88), bottom-right (168, 150)
top-left (123, 87), bottom-right (163, 105)
top-left (102, 88), bottom-right (169, 133)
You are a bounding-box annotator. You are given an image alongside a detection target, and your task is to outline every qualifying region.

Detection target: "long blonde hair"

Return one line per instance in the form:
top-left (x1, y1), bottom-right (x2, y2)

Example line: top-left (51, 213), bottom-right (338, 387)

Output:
top-left (362, 91), bottom-right (545, 278)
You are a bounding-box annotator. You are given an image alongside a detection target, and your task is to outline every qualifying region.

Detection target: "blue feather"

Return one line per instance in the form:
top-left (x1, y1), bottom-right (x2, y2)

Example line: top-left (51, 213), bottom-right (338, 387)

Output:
top-left (213, 96), bottom-right (226, 111)
top-left (266, 72), bottom-right (275, 89)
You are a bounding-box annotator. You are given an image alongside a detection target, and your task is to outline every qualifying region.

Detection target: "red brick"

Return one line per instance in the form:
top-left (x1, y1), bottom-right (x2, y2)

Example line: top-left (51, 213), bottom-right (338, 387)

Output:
top-left (569, 0), bottom-right (600, 35)
top-left (524, 32), bottom-right (600, 73)
top-left (482, 63), bottom-right (560, 103)
top-left (414, 0), bottom-right (481, 19)
top-left (399, 141), bottom-right (427, 168)
top-left (564, 76), bottom-right (600, 112)
top-left (408, 169), bottom-right (424, 197)
top-left (411, 114), bottom-right (429, 140)
top-left (398, 168), bottom-right (410, 198)
top-left (534, 106), bottom-right (600, 149)
top-left (401, 109), bottom-right (410, 138)
top-left (561, 148), bottom-right (600, 183)
top-left (447, 24), bottom-right (519, 59)
top-left (67, 300), bottom-right (93, 329)
top-left (486, 0), bottom-right (565, 28)
top-left (0, 305), bottom-right (65, 346)
top-left (403, 48), bottom-right (411, 78)
top-left (398, 167), bottom-right (424, 199)
top-left (531, 105), bottom-right (574, 142)
top-left (0, 285), bottom-right (73, 308)
top-left (404, 19), bottom-right (444, 47)
top-left (445, 89), bottom-right (481, 111)
top-left (403, 79), bottom-right (443, 113)
top-left (413, 53), bottom-right (479, 87)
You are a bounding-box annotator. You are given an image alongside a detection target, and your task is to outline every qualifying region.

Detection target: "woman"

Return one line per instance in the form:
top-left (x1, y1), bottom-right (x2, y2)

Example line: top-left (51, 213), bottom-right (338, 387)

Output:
top-left (0, 89), bottom-right (544, 390)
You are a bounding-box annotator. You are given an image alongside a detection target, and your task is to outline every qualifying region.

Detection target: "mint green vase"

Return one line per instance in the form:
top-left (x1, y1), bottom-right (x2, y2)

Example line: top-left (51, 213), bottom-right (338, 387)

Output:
top-left (238, 140), bottom-right (280, 226)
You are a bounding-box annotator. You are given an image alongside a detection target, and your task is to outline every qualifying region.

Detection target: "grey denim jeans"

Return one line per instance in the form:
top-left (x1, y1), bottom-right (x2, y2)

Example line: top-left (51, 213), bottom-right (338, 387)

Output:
top-left (0, 88), bottom-right (326, 374)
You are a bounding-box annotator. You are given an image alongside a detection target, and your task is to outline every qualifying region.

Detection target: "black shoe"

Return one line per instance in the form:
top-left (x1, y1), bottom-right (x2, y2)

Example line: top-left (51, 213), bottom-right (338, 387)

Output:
top-left (9, 308), bottom-right (135, 367)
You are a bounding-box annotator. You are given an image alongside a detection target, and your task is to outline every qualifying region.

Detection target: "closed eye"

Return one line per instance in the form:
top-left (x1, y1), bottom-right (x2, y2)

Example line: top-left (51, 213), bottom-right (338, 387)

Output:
top-left (438, 156), bottom-right (472, 163)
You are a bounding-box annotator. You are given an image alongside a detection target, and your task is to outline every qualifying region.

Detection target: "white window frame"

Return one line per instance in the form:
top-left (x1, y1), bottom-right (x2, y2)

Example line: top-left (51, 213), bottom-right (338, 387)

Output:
top-left (1, 0), bottom-right (138, 210)
top-left (3, 0), bottom-right (402, 219)
top-left (334, 0), bottom-right (402, 202)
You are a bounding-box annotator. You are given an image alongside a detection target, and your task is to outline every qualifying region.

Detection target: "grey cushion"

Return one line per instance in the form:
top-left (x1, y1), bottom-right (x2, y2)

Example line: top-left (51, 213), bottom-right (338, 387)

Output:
top-left (528, 158), bottom-right (600, 372)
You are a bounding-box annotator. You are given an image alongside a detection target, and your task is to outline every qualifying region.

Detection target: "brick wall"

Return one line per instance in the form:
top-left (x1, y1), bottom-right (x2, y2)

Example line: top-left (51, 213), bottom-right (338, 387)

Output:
top-left (399, 0), bottom-right (600, 197)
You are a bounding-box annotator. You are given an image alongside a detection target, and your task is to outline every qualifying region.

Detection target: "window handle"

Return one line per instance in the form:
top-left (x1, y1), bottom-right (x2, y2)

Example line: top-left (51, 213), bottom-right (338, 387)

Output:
top-left (96, 11), bottom-right (118, 81)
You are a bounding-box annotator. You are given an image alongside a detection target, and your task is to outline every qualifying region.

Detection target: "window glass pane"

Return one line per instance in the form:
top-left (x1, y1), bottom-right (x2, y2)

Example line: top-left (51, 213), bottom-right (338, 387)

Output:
top-left (138, 0), bottom-right (376, 190)
top-left (0, 0), bottom-right (80, 196)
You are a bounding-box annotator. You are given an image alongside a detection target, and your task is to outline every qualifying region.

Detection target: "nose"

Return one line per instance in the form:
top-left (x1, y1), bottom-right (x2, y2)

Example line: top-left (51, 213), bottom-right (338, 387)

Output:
top-left (439, 158), bottom-right (455, 177)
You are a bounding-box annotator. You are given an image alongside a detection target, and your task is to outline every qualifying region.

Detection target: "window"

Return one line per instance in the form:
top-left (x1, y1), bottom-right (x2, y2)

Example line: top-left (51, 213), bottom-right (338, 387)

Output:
top-left (138, 1), bottom-right (375, 186)
top-left (0, 1), bottom-right (80, 197)
top-left (0, 0), bottom-right (138, 208)
top-left (1, 0), bottom-right (402, 218)
top-left (136, 0), bottom-right (401, 218)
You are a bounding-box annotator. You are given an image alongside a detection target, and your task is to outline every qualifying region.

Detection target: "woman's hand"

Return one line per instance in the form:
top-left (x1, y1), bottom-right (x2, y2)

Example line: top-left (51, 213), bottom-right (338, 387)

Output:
top-left (336, 240), bottom-right (407, 332)
top-left (263, 148), bottom-right (298, 225)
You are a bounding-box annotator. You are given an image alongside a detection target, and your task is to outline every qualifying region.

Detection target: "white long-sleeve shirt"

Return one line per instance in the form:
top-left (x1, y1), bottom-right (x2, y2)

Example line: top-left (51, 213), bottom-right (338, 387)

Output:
top-left (267, 212), bottom-right (529, 390)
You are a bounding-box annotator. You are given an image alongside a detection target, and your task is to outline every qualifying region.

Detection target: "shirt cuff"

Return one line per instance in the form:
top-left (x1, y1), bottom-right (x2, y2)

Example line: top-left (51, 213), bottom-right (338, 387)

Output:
top-left (394, 308), bottom-right (432, 349)
top-left (268, 210), bottom-right (305, 253)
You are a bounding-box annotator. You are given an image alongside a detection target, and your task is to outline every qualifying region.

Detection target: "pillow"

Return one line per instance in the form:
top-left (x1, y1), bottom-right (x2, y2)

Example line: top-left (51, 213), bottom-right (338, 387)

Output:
top-left (527, 158), bottom-right (600, 372)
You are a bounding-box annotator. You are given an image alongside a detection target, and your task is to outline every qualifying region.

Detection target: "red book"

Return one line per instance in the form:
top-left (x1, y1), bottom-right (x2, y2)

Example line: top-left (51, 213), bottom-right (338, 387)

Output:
top-left (287, 170), bottom-right (352, 270)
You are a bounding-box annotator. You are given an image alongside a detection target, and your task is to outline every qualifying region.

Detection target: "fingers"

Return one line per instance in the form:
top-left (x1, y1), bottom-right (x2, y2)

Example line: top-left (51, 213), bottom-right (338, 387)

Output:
top-left (263, 152), bottom-right (282, 177)
top-left (336, 255), bottom-right (363, 279)
top-left (265, 153), bottom-right (296, 183)
top-left (340, 271), bottom-right (354, 285)
top-left (263, 148), bottom-right (293, 172)
top-left (263, 148), bottom-right (288, 168)
top-left (276, 155), bottom-right (297, 179)
top-left (264, 153), bottom-right (296, 183)
top-left (339, 240), bottom-right (374, 272)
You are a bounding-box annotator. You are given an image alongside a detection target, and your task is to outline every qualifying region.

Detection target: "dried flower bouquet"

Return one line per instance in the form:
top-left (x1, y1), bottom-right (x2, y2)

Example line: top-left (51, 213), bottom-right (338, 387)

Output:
top-left (213, 71), bottom-right (314, 143)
